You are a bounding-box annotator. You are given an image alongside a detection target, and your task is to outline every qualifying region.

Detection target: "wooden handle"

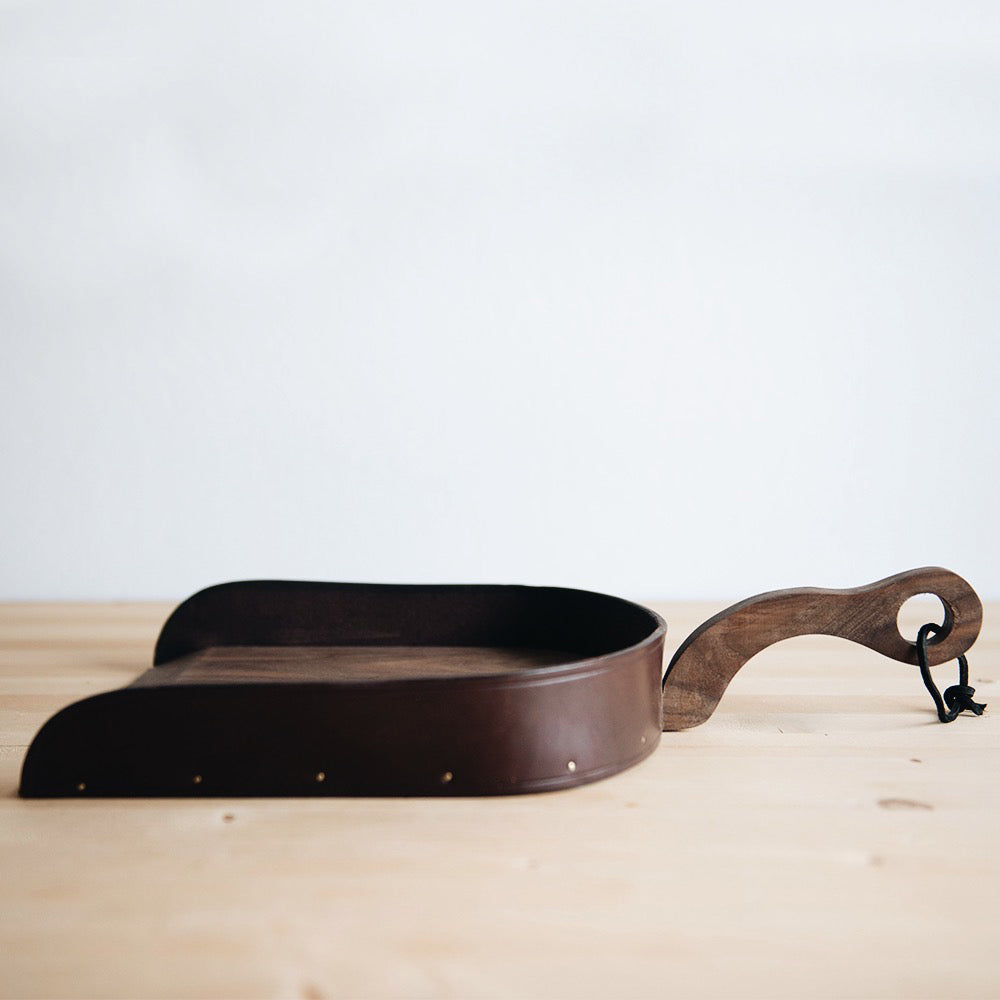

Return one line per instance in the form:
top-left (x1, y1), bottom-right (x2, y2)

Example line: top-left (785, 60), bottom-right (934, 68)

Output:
top-left (661, 567), bottom-right (983, 731)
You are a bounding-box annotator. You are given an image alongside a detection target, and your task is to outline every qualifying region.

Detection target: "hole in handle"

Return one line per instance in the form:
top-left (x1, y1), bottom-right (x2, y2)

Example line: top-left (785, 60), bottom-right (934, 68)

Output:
top-left (897, 593), bottom-right (947, 643)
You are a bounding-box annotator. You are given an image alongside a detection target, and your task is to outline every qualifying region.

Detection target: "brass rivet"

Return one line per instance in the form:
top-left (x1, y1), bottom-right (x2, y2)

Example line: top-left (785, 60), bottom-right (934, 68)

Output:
top-left (567, 760), bottom-right (577, 773)
top-left (441, 771), bottom-right (453, 784)
top-left (193, 774), bottom-right (203, 785)
top-left (315, 771), bottom-right (326, 783)
top-left (76, 782), bottom-right (86, 792)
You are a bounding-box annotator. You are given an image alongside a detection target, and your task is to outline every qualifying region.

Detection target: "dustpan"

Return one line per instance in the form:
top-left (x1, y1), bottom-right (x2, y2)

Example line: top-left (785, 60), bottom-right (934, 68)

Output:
top-left (18, 567), bottom-right (982, 797)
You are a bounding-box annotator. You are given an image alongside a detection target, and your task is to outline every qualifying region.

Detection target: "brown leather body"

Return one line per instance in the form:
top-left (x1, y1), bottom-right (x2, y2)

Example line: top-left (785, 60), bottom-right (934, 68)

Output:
top-left (20, 582), bottom-right (666, 797)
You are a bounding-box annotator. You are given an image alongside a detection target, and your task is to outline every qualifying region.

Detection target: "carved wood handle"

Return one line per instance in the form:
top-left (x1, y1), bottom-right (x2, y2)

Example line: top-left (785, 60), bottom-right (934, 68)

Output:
top-left (661, 567), bottom-right (983, 731)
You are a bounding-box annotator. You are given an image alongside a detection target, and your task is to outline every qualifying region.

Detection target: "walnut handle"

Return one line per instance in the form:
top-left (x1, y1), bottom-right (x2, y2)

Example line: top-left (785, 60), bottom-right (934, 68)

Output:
top-left (661, 567), bottom-right (983, 731)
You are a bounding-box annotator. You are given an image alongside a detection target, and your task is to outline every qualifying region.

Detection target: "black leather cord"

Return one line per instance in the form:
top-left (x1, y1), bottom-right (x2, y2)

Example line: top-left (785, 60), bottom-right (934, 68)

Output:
top-left (915, 622), bottom-right (987, 723)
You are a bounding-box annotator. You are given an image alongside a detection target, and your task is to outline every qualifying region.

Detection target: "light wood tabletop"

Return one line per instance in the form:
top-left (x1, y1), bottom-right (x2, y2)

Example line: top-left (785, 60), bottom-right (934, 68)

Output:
top-left (1, 599), bottom-right (997, 1000)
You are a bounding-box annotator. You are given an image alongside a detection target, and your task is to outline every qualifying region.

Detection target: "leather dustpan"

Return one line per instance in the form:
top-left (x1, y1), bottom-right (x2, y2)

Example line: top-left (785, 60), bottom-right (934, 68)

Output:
top-left (19, 567), bottom-right (982, 797)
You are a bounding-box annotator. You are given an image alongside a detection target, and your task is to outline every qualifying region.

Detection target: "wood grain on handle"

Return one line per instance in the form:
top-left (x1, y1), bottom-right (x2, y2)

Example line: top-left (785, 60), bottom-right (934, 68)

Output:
top-left (661, 567), bottom-right (983, 731)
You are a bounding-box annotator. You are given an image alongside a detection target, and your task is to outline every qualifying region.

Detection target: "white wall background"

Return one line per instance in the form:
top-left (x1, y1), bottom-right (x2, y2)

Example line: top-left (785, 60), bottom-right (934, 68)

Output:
top-left (1, 1), bottom-right (998, 601)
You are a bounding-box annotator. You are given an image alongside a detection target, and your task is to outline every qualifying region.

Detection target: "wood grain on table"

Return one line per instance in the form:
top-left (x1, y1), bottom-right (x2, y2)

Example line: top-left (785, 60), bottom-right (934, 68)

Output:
top-left (1, 601), bottom-right (998, 1000)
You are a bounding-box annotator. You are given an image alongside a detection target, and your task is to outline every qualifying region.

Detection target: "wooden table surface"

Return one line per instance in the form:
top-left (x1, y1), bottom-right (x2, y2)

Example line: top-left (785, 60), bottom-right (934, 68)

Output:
top-left (2, 600), bottom-right (998, 1000)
